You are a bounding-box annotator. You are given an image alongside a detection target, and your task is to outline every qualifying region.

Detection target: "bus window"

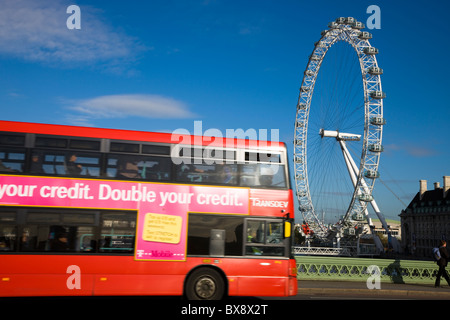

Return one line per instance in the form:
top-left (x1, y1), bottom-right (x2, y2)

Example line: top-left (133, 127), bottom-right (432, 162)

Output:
top-left (187, 214), bottom-right (244, 256)
top-left (110, 142), bottom-right (139, 153)
top-left (107, 155), bottom-right (140, 179)
top-left (0, 134), bottom-right (25, 146)
top-left (65, 153), bottom-right (101, 177)
top-left (21, 210), bottom-right (97, 253)
top-left (0, 212), bottom-right (17, 252)
top-left (32, 150), bottom-right (101, 177)
top-left (47, 152), bottom-right (66, 175)
top-left (2, 208), bottom-right (138, 254)
top-left (0, 148), bottom-right (25, 173)
top-left (247, 220), bottom-right (265, 244)
top-left (240, 163), bottom-right (287, 188)
top-left (266, 221), bottom-right (284, 244)
top-left (0, 225), bottom-right (16, 251)
top-left (245, 219), bottom-right (285, 256)
top-left (100, 212), bottom-right (136, 253)
top-left (245, 152), bottom-right (280, 163)
top-left (176, 163), bottom-right (211, 183)
top-left (214, 163), bottom-right (238, 185)
top-left (142, 144), bottom-right (170, 155)
top-left (36, 137), bottom-right (100, 151)
top-left (20, 225), bottom-right (96, 253)
top-left (69, 139), bottom-right (101, 151)
top-left (107, 154), bottom-right (171, 181)
top-left (176, 162), bottom-right (238, 185)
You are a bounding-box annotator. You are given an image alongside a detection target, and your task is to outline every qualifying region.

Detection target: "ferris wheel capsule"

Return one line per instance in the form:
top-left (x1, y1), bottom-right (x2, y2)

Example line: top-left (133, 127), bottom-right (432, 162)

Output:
top-left (358, 194), bottom-right (374, 202)
top-left (370, 117), bottom-right (386, 125)
top-left (358, 31), bottom-right (372, 40)
top-left (367, 66), bottom-right (383, 75)
top-left (364, 170), bottom-right (380, 179)
top-left (345, 17), bottom-right (356, 24)
top-left (368, 144), bottom-right (384, 152)
top-left (370, 91), bottom-right (386, 99)
top-left (364, 47), bottom-right (379, 55)
top-left (352, 21), bottom-right (365, 29)
top-left (352, 212), bottom-right (365, 221)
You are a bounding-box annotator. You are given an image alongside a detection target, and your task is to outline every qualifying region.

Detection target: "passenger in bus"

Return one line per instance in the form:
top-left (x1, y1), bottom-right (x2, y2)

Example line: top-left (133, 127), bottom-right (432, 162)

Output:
top-left (142, 162), bottom-right (161, 180)
top-left (118, 161), bottom-right (141, 179)
top-left (30, 154), bottom-right (44, 174)
top-left (50, 232), bottom-right (69, 251)
top-left (178, 164), bottom-right (205, 182)
top-left (20, 229), bottom-right (35, 251)
top-left (246, 229), bottom-right (263, 255)
top-left (101, 236), bottom-right (114, 252)
top-left (215, 163), bottom-right (233, 184)
top-left (66, 154), bottom-right (83, 176)
top-left (247, 229), bottom-right (262, 243)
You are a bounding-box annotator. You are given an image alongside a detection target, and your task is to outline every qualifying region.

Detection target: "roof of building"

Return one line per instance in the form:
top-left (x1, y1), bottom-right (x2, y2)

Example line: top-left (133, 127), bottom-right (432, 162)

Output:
top-left (407, 188), bottom-right (450, 209)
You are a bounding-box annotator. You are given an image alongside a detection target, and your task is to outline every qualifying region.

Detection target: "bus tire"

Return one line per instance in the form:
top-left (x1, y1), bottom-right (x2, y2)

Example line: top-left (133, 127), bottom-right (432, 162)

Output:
top-left (185, 267), bottom-right (226, 300)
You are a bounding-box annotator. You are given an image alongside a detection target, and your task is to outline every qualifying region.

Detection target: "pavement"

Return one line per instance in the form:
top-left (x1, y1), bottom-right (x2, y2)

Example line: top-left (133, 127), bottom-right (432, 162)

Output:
top-left (298, 280), bottom-right (450, 299)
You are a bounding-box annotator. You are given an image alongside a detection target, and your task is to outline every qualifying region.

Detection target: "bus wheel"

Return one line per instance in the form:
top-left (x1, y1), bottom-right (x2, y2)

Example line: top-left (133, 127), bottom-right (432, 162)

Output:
top-left (185, 268), bottom-right (225, 300)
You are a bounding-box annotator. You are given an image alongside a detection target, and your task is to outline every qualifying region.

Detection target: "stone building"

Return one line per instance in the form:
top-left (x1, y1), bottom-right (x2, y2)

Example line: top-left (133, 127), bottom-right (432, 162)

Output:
top-left (400, 176), bottom-right (450, 258)
top-left (372, 219), bottom-right (401, 238)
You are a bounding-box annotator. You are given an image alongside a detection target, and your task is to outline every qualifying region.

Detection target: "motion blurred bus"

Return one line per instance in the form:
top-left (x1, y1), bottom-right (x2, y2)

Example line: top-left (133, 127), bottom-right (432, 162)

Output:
top-left (0, 120), bottom-right (297, 299)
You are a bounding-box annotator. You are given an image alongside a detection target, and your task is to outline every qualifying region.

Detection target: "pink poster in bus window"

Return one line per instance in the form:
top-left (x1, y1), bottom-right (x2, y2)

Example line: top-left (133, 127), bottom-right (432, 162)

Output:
top-left (134, 185), bottom-right (249, 261)
top-left (0, 175), bottom-right (249, 261)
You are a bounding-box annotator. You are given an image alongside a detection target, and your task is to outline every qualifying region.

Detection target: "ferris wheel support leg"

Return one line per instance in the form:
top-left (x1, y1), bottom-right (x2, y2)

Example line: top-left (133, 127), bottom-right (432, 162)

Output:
top-left (339, 140), bottom-right (390, 233)
top-left (340, 141), bottom-right (388, 253)
top-left (339, 141), bottom-right (374, 227)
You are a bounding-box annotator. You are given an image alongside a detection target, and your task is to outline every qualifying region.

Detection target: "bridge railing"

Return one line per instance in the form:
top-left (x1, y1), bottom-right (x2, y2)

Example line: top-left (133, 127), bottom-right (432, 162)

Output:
top-left (295, 256), bottom-right (440, 284)
top-left (293, 246), bottom-right (352, 256)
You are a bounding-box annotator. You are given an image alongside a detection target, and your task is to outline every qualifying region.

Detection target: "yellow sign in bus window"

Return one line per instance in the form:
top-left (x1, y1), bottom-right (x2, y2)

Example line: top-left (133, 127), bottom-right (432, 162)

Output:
top-left (142, 213), bottom-right (182, 244)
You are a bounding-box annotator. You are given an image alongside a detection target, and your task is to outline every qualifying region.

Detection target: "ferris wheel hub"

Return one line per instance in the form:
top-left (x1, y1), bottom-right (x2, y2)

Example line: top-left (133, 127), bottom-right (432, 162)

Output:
top-left (319, 129), bottom-right (361, 141)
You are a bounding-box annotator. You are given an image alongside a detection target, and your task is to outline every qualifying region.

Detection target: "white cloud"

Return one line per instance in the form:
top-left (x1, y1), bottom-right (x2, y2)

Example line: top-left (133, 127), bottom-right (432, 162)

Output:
top-left (66, 94), bottom-right (196, 125)
top-left (0, 0), bottom-right (145, 67)
top-left (384, 143), bottom-right (439, 158)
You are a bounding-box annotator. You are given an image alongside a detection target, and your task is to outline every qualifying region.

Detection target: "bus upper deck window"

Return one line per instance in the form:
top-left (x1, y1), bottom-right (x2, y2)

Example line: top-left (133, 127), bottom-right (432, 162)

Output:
top-left (240, 163), bottom-right (286, 188)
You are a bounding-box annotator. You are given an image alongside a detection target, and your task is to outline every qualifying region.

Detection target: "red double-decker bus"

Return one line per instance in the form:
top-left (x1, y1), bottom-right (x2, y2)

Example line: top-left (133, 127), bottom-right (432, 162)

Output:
top-left (0, 120), bottom-right (297, 299)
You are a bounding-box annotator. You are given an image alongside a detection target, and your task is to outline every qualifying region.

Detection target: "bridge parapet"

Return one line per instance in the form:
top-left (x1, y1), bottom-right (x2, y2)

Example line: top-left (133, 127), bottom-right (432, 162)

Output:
top-left (296, 256), bottom-right (439, 284)
top-left (293, 246), bottom-right (352, 257)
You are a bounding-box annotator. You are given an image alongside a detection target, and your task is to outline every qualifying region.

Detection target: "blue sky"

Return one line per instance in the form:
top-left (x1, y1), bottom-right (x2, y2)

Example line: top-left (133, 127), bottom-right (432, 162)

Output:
top-left (0, 0), bottom-right (449, 223)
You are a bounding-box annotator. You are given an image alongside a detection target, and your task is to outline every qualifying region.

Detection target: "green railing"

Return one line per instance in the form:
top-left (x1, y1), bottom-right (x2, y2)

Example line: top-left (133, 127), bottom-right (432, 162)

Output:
top-left (295, 256), bottom-right (441, 284)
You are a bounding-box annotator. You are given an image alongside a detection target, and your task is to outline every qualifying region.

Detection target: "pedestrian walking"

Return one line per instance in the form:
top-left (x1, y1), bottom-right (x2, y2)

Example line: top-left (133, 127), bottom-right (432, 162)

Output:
top-left (435, 240), bottom-right (450, 288)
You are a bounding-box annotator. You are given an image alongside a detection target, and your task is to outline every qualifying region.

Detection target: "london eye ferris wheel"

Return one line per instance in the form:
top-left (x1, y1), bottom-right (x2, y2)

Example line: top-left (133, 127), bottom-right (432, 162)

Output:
top-left (294, 17), bottom-right (387, 240)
